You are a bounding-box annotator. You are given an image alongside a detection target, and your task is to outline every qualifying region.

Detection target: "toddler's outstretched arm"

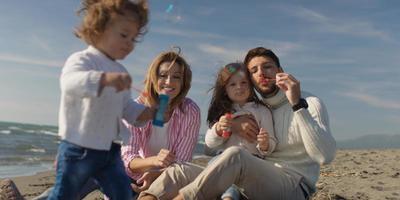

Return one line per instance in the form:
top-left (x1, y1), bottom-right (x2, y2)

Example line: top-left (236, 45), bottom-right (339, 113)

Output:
top-left (99, 72), bottom-right (132, 95)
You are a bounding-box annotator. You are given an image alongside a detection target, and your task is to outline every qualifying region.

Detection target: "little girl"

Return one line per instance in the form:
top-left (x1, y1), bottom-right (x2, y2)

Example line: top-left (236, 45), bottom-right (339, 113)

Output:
top-left (49, 0), bottom-right (152, 199)
top-left (205, 62), bottom-right (277, 200)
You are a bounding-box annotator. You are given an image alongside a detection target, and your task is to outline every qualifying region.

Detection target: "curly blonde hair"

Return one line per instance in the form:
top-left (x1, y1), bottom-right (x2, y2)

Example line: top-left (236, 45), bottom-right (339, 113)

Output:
top-left (75, 0), bottom-right (149, 45)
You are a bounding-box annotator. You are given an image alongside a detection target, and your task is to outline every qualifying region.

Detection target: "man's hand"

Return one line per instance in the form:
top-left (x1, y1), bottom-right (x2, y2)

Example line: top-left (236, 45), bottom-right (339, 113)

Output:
top-left (275, 73), bottom-right (301, 105)
top-left (231, 115), bottom-right (258, 143)
top-left (151, 149), bottom-right (175, 168)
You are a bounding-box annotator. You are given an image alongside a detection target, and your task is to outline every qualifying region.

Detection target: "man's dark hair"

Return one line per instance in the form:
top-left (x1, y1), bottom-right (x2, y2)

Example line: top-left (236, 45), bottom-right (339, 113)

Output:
top-left (244, 47), bottom-right (281, 69)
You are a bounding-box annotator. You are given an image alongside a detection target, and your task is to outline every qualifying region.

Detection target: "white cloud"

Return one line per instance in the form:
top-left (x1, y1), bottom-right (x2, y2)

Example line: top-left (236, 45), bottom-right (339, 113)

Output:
top-left (30, 35), bottom-right (53, 53)
top-left (196, 40), bottom-right (303, 63)
top-left (0, 53), bottom-right (63, 68)
top-left (197, 43), bottom-right (244, 62)
top-left (339, 91), bottom-right (400, 109)
top-left (151, 27), bottom-right (224, 39)
top-left (288, 6), bottom-right (391, 41)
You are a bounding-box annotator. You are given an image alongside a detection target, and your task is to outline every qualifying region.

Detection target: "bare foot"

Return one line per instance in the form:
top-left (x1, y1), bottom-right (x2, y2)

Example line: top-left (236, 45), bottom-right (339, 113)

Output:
top-left (223, 198), bottom-right (233, 200)
top-left (172, 193), bottom-right (184, 200)
top-left (0, 179), bottom-right (24, 200)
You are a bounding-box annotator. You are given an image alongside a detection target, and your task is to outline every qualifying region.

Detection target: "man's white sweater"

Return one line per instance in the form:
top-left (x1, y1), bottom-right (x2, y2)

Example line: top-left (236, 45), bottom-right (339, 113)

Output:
top-left (263, 90), bottom-right (336, 191)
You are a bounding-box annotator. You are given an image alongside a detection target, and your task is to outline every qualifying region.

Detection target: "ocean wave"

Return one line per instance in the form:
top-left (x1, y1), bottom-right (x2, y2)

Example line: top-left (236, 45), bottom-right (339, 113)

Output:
top-left (0, 156), bottom-right (54, 166)
top-left (8, 126), bottom-right (21, 130)
top-left (28, 148), bottom-right (46, 153)
top-left (0, 130), bottom-right (11, 134)
top-left (39, 130), bottom-right (58, 136)
top-left (0, 163), bottom-right (54, 178)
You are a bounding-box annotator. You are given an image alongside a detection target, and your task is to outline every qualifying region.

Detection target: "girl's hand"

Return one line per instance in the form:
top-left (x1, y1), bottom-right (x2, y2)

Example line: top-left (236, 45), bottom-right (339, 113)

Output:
top-left (100, 72), bottom-right (132, 92)
top-left (257, 128), bottom-right (269, 151)
top-left (131, 171), bottom-right (161, 193)
top-left (216, 114), bottom-right (233, 136)
top-left (151, 149), bottom-right (175, 168)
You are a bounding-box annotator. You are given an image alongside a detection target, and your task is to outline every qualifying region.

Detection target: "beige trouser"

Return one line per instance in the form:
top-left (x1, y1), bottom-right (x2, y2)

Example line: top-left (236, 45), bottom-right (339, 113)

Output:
top-left (140, 146), bottom-right (307, 200)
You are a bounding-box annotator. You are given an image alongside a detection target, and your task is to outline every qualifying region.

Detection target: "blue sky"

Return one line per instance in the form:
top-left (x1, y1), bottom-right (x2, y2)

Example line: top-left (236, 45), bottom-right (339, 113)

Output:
top-left (0, 0), bottom-right (399, 140)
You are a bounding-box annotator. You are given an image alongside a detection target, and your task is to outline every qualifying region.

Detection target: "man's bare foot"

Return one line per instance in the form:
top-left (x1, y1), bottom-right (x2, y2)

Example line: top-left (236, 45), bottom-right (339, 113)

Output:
top-left (172, 193), bottom-right (184, 200)
top-left (223, 197), bottom-right (233, 200)
top-left (0, 179), bottom-right (24, 200)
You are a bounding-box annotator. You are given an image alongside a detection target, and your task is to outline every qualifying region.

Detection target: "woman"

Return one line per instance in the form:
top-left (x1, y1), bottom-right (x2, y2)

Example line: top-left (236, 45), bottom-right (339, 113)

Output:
top-left (121, 49), bottom-right (201, 193)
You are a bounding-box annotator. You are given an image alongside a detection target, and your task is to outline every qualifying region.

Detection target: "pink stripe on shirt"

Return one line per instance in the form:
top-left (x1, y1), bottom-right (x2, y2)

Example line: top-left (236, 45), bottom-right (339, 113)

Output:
top-left (121, 98), bottom-right (201, 180)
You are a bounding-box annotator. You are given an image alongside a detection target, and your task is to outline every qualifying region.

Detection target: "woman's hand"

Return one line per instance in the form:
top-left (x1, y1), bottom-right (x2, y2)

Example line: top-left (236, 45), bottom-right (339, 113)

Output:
top-left (257, 128), bottom-right (269, 151)
top-left (151, 149), bottom-right (175, 168)
top-left (131, 170), bottom-right (161, 193)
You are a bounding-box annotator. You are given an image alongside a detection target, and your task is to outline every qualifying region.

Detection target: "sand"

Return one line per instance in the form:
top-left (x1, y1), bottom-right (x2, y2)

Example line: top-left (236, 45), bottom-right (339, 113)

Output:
top-left (2, 149), bottom-right (399, 200)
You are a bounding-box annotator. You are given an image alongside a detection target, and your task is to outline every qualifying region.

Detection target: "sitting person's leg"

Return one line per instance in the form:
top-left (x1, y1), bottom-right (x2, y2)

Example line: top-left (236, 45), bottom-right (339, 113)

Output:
top-left (138, 162), bottom-right (205, 200)
top-left (0, 179), bottom-right (24, 200)
top-left (177, 146), bottom-right (306, 200)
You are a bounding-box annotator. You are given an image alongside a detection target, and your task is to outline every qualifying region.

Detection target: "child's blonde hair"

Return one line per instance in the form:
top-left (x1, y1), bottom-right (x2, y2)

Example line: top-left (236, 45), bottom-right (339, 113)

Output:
top-left (75, 0), bottom-right (149, 45)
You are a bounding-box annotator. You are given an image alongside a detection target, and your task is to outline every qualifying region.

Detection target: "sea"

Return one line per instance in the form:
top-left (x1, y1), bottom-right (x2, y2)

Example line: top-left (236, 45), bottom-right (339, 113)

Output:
top-left (0, 121), bottom-right (206, 178)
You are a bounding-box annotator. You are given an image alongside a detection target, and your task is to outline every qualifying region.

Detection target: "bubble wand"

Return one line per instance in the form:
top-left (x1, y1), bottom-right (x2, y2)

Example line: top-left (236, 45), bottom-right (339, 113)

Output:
top-left (222, 113), bottom-right (233, 138)
top-left (153, 94), bottom-right (169, 127)
top-left (131, 85), bottom-right (148, 97)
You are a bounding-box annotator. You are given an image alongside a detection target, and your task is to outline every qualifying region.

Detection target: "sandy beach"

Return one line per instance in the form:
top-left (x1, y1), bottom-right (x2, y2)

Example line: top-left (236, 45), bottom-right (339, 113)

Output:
top-left (2, 149), bottom-right (400, 200)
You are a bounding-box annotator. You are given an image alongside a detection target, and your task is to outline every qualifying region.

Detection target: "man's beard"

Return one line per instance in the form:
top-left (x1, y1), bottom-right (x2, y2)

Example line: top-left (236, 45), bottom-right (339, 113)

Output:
top-left (256, 84), bottom-right (279, 98)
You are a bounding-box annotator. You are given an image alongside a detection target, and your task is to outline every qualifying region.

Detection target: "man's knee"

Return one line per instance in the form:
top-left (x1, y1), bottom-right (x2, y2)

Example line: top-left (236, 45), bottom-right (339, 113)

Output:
top-left (221, 146), bottom-right (244, 160)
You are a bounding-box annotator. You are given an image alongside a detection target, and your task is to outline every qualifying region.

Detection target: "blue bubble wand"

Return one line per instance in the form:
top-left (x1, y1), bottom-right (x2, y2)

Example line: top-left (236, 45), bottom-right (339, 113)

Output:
top-left (152, 94), bottom-right (169, 127)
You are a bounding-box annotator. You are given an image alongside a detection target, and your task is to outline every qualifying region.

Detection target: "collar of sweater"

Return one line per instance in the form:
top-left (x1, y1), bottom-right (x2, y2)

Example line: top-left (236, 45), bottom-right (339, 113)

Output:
top-left (232, 102), bottom-right (255, 110)
top-left (262, 90), bottom-right (288, 109)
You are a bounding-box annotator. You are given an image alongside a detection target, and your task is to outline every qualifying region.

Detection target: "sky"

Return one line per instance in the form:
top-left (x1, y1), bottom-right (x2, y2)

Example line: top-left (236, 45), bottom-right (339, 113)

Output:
top-left (0, 0), bottom-right (399, 140)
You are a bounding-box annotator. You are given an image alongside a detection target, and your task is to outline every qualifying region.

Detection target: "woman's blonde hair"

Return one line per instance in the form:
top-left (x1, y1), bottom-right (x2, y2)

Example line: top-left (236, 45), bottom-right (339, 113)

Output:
top-left (142, 50), bottom-right (192, 111)
top-left (75, 0), bottom-right (149, 45)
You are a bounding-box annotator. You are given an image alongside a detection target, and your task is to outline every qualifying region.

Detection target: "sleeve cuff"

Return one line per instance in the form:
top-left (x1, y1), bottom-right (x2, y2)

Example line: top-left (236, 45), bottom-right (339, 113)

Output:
top-left (205, 124), bottom-right (225, 148)
top-left (87, 71), bottom-right (103, 97)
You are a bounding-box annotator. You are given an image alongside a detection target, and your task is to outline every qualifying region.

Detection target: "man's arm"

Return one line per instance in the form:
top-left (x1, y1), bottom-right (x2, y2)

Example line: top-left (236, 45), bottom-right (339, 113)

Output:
top-left (294, 96), bottom-right (336, 165)
top-left (275, 72), bottom-right (336, 164)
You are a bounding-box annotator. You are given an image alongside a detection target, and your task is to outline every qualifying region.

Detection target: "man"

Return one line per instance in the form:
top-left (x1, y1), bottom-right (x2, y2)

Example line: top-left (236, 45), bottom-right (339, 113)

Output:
top-left (139, 47), bottom-right (336, 200)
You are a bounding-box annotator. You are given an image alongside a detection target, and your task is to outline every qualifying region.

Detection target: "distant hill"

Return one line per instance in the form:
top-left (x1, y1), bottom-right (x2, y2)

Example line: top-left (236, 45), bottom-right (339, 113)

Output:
top-left (337, 134), bottom-right (400, 149)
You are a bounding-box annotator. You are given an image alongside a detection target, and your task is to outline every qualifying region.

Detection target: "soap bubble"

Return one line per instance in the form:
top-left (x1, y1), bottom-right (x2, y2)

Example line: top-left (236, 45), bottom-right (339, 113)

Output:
top-left (165, 0), bottom-right (182, 23)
